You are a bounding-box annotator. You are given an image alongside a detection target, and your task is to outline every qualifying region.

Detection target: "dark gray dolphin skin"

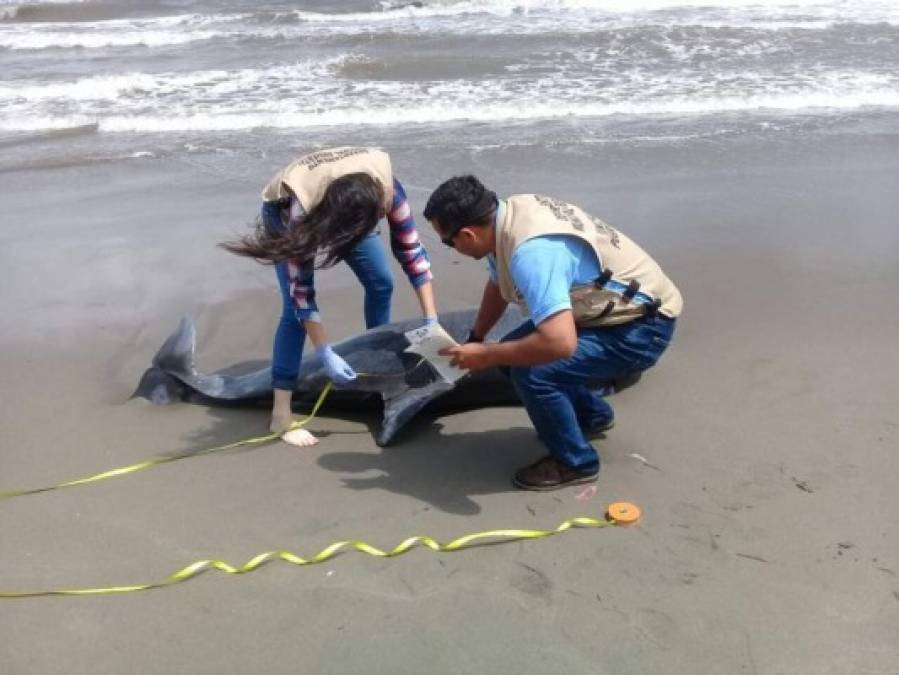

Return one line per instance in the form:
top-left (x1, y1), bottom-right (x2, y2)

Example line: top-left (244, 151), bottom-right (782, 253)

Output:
top-left (134, 308), bottom-right (639, 446)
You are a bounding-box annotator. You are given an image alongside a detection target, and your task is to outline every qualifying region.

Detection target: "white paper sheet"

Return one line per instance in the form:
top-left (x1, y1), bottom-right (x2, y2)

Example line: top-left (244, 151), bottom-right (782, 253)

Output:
top-left (403, 323), bottom-right (468, 384)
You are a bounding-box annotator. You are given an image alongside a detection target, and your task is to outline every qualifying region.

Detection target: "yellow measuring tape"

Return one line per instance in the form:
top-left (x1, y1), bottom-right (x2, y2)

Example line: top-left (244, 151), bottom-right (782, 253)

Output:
top-left (1, 359), bottom-right (434, 500)
top-left (0, 383), bottom-right (333, 501)
top-left (0, 506), bottom-right (640, 598)
top-left (1, 359), bottom-right (643, 599)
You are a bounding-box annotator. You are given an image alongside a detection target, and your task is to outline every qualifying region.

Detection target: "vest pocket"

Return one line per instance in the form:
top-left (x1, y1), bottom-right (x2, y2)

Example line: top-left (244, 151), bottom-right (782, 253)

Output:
top-left (570, 285), bottom-right (644, 326)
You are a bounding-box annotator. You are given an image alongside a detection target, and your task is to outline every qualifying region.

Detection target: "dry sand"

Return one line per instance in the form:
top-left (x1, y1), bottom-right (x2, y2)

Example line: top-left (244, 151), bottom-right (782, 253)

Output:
top-left (1, 132), bottom-right (898, 674)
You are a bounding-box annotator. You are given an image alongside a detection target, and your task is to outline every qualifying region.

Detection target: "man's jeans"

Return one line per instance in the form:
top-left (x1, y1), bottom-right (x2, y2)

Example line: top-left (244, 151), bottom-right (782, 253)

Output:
top-left (262, 202), bottom-right (394, 390)
top-left (503, 315), bottom-right (676, 471)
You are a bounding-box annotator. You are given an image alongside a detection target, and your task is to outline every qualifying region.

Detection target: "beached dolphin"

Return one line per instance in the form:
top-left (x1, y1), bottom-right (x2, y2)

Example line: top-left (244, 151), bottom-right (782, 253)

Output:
top-left (134, 308), bottom-right (639, 446)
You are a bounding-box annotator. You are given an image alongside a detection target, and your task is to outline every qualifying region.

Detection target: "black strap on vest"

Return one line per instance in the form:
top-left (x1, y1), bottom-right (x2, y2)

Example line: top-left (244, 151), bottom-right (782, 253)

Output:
top-left (597, 301), bottom-right (616, 320)
top-left (622, 279), bottom-right (641, 302)
top-left (594, 269), bottom-right (613, 288)
top-left (644, 299), bottom-right (662, 318)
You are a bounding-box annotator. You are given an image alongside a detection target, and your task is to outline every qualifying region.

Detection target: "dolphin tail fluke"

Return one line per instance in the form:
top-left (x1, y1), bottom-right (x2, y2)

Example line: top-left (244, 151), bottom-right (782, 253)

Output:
top-left (132, 367), bottom-right (187, 404)
top-left (131, 316), bottom-right (197, 404)
top-left (152, 316), bottom-right (197, 377)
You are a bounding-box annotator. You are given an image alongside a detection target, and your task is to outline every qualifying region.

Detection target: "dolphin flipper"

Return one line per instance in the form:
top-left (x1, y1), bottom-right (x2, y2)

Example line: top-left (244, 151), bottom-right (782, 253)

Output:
top-left (376, 380), bottom-right (454, 446)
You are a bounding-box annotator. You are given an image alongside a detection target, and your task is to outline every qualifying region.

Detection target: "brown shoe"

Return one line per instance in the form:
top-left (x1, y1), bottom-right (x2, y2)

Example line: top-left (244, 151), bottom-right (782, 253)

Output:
top-left (513, 456), bottom-right (599, 492)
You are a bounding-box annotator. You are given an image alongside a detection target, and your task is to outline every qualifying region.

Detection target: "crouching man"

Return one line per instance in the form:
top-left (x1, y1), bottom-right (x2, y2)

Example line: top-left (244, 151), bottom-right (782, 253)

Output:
top-left (424, 176), bottom-right (683, 490)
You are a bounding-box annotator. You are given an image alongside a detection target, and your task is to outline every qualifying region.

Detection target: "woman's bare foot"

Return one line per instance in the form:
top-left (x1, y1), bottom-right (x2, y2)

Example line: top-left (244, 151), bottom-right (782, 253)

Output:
top-left (270, 389), bottom-right (317, 446)
top-left (282, 428), bottom-right (319, 447)
top-left (271, 414), bottom-right (319, 446)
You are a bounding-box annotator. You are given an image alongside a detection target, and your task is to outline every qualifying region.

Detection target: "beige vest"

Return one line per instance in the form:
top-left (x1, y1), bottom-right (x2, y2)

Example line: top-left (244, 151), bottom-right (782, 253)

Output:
top-left (495, 195), bottom-right (683, 326)
top-left (261, 147), bottom-right (393, 213)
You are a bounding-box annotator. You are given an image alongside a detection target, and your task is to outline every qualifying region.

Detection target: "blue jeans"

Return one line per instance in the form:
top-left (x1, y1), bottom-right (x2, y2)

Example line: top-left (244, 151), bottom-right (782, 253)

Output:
top-left (503, 315), bottom-right (676, 471)
top-left (263, 203), bottom-right (394, 390)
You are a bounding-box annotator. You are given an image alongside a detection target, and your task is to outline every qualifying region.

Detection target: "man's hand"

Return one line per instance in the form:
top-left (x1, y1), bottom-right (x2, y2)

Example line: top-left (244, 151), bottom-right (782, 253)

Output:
top-left (439, 343), bottom-right (494, 371)
top-left (446, 310), bottom-right (577, 370)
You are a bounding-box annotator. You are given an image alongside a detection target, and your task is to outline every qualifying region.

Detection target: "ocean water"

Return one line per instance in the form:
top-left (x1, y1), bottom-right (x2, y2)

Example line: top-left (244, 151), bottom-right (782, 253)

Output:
top-left (1, 0), bottom-right (897, 171)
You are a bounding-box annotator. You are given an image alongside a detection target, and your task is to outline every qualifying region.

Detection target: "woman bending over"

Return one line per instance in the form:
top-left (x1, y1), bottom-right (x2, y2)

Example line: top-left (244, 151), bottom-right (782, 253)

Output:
top-left (223, 147), bottom-right (437, 445)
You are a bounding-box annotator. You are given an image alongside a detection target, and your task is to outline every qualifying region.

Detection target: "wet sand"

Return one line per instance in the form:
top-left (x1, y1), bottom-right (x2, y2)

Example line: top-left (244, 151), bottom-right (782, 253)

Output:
top-left (1, 132), bottom-right (898, 674)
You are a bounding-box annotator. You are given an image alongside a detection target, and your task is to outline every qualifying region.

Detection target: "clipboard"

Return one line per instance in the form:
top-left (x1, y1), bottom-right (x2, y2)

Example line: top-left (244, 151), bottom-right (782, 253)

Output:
top-left (403, 323), bottom-right (468, 384)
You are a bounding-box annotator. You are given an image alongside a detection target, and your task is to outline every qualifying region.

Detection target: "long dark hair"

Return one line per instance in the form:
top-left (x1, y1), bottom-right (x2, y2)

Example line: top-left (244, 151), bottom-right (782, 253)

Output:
top-left (221, 172), bottom-right (385, 267)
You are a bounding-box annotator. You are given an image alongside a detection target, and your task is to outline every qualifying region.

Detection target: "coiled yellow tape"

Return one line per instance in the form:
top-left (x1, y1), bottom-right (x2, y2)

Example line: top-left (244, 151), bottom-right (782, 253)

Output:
top-left (0, 513), bottom-right (628, 598)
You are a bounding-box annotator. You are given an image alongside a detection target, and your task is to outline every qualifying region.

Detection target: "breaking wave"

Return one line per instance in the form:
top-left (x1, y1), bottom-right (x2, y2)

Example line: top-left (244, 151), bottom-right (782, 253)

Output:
top-left (2, 65), bottom-right (897, 133)
top-left (3, 0), bottom-right (899, 51)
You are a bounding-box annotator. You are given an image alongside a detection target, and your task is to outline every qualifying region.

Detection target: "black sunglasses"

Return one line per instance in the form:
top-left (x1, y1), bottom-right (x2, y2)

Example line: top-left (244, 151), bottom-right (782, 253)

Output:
top-left (440, 223), bottom-right (467, 247)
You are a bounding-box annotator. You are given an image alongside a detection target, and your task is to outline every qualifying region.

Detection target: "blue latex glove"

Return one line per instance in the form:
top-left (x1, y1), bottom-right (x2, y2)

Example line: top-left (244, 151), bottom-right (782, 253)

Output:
top-left (315, 344), bottom-right (357, 384)
top-left (424, 315), bottom-right (439, 326)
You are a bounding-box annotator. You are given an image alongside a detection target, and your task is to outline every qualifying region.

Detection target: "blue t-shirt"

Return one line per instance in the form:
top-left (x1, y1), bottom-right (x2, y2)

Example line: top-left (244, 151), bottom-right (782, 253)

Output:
top-left (487, 234), bottom-right (601, 325)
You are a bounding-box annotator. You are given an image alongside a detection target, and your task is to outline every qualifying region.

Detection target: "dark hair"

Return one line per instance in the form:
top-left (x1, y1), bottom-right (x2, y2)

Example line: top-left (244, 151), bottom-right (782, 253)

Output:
top-left (423, 175), bottom-right (497, 231)
top-left (221, 172), bottom-right (384, 267)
